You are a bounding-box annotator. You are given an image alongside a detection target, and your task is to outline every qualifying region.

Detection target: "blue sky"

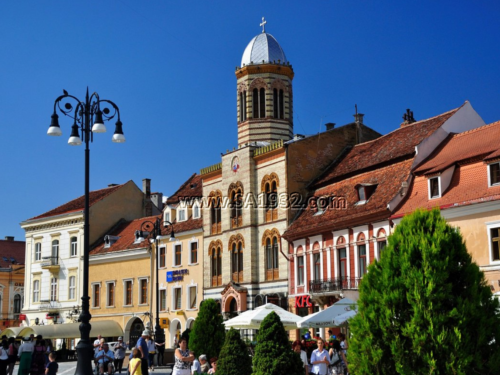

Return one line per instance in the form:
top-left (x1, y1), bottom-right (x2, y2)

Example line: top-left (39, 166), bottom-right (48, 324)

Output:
top-left (1, 1), bottom-right (500, 240)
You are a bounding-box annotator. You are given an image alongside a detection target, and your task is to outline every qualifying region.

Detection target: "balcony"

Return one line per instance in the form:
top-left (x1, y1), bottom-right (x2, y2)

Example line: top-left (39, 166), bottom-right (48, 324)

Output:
top-left (309, 277), bottom-right (361, 295)
top-left (41, 256), bottom-right (60, 273)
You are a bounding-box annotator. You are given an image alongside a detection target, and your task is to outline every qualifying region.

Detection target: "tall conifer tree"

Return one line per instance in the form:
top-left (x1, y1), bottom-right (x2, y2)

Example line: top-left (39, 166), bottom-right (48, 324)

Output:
top-left (217, 328), bottom-right (252, 375)
top-left (349, 209), bottom-right (500, 374)
top-left (189, 299), bottom-right (225, 360)
top-left (252, 311), bottom-right (303, 375)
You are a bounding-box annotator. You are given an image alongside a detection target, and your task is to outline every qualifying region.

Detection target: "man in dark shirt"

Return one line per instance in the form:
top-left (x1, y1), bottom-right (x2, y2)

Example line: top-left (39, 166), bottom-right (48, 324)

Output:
top-left (136, 330), bottom-right (150, 375)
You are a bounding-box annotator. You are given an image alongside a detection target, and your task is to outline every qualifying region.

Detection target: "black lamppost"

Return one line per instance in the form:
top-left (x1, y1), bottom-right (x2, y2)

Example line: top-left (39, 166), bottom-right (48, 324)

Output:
top-left (47, 88), bottom-right (125, 375)
top-left (135, 218), bottom-right (175, 358)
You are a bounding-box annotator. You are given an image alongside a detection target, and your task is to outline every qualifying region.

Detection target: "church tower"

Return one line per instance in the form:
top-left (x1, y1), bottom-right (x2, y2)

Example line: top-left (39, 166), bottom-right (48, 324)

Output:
top-left (235, 18), bottom-right (294, 147)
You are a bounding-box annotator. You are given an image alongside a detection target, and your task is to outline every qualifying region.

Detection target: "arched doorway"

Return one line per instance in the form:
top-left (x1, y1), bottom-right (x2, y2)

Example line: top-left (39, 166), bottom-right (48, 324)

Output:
top-left (170, 319), bottom-right (181, 348)
top-left (228, 297), bottom-right (238, 319)
top-left (127, 318), bottom-right (145, 349)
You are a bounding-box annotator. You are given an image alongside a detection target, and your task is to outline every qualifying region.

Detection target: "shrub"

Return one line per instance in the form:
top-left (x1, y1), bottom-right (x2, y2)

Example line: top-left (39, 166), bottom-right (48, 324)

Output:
top-left (189, 299), bottom-right (225, 360)
top-left (217, 328), bottom-right (252, 375)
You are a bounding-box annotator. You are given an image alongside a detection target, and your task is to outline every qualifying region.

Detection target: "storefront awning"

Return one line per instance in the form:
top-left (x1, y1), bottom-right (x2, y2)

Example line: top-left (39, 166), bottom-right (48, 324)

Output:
top-left (16, 320), bottom-right (123, 339)
top-left (1, 327), bottom-right (24, 338)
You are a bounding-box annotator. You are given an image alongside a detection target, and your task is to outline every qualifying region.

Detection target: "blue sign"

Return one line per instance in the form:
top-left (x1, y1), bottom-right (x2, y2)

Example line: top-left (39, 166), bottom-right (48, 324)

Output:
top-left (166, 269), bottom-right (189, 283)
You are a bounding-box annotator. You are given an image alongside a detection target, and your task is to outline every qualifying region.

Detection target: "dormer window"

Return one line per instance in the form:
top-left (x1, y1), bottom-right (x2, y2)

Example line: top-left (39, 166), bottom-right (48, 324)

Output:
top-left (488, 162), bottom-right (500, 187)
top-left (193, 203), bottom-right (200, 219)
top-left (164, 211), bottom-right (170, 223)
top-left (178, 209), bottom-right (186, 222)
top-left (104, 235), bottom-right (120, 248)
top-left (428, 177), bottom-right (441, 199)
top-left (356, 184), bottom-right (377, 204)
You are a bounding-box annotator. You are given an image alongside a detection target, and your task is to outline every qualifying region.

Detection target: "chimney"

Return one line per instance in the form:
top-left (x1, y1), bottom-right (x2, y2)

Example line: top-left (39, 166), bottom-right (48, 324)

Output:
top-left (151, 193), bottom-right (164, 211)
top-left (142, 179), bottom-right (151, 199)
top-left (401, 109), bottom-right (416, 127)
top-left (325, 123), bottom-right (336, 131)
top-left (353, 113), bottom-right (364, 124)
top-left (4, 236), bottom-right (14, 241)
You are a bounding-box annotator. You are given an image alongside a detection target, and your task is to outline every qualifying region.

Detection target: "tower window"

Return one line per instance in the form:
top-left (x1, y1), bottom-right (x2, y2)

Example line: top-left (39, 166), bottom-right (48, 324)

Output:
top-left (253, 88), bottom-right (266, 119)
top-left (260, 88), bottom-right (265, 118)
top-left (273, 88), bottom-right (285, 119)
top-left (240, 91), bottom-right (247, 122)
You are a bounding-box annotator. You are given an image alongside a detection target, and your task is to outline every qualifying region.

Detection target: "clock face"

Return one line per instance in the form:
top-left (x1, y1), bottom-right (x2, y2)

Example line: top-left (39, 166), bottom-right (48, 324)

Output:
top-left (231, 156), bottom-right (240, 173)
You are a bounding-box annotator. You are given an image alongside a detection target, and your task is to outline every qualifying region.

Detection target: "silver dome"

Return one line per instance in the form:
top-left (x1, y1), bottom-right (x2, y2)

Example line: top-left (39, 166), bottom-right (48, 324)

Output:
top-left (241, 33), bottom-right (288, 67)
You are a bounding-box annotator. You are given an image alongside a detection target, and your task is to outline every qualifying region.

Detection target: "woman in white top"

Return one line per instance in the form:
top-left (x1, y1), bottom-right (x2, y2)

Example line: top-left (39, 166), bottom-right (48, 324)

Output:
top-left (17, 338), bottom-right (34, 375)
top-left (292, 340), bottom-right (308, 375)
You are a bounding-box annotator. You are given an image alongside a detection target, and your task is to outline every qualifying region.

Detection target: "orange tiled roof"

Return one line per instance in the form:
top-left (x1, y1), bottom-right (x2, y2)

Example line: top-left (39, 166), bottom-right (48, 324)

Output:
top-left (91, 215), bottom-right (203, 255)
top-left (284, 159), bottom-right (413, 239)
top-left (415, 121), bottom-right (500, 175)
top-left (166, 174), bottom-right (202, 205)
top-left (28, 184), bottom-right (125, 221)
top-left (0, 239), bottom-right (25, 267)
top-left (312, 106), bottom-right (461, 187)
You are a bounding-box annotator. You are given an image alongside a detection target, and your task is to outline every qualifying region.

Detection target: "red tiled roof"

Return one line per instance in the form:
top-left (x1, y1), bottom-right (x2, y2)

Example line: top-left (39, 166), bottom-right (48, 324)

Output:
top-left (166, 174), bottom-right (202, 205)
top-left (0, 239), bottom-right (25, 267)
top-left (312, 106), bottom-right (461, 187)
top-left (284, 159), bottom-right (413, 240)
top-left (91, 215), bottom-right (203, 255)
top-left (28, 184), bottom-right (125, 221)
top-left (415, 121), bottom-right (500, 175)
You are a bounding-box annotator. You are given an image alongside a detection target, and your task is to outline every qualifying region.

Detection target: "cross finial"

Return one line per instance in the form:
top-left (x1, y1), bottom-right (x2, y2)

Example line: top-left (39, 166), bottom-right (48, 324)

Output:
top-left (260, 17), bottom-right (267, 33)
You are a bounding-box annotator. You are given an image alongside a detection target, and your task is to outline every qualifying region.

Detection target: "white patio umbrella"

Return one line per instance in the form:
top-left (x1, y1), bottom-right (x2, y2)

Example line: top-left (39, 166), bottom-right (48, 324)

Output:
top-left (332, 309), bottom-right (357, 326)
top-left (297, 298), bottom-right (357, 328)
top-left (223, 303), bottom-right (302, 330)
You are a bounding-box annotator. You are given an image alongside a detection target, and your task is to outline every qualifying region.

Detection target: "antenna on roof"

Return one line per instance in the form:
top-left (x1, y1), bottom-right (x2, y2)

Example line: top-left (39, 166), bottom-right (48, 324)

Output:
top-left (355, 104), bottom-right (358, 115)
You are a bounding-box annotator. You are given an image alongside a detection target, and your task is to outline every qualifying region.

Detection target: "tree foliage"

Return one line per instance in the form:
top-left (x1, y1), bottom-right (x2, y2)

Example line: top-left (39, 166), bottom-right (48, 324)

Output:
top-left (189, 299), bottom-right (225, 360)
top-left (349, 208), bottom-right (500, 375)
top-left (180, 328), bottom-right (191, 347)
top-left (252, 311), bottom-right (303, 375)
top-left (217, 328), bottom-right (252, 375)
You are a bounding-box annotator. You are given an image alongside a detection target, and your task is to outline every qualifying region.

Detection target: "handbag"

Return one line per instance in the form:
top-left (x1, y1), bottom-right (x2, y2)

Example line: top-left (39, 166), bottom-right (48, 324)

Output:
top-left (330, 350), bottom-right (341, 366)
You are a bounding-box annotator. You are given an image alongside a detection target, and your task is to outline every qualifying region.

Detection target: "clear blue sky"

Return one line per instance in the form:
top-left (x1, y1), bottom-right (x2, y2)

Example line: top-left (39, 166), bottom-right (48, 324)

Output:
top-left (1, 1), bottom-right (499, 240)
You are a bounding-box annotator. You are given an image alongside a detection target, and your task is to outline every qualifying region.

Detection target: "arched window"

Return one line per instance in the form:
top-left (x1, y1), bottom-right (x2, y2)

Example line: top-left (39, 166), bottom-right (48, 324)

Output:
top-left (229, 235), bottom-right (244, 283)
top-left (209, 241), bottom-right (223, 287)
top-left (279, 89), bottom-right (284, 119)
top-left (13, 294), bottom-right (21, 314)
top-left (357, 233), bottom-right (367, 276)
top-left (239, 91), bottom-right (247, 122)
top-left (273, 89), bottom-right (285, 119)
top-left (209, 191), bottom-right (222, 235)
top-left (253, 88), bottom-right (259, 118)
top-left (263, 229), bottom-right (280, 281)
top-left (376, 228), bottom-right (387, 259)
top-left (259, 88), bottom-right (265, 118)
top-left (252, 88), bottom-right (266, 119)
top-left (262, 173), bottom-right (279, 222)
top-left (229, 183), bottom-right (243, 228)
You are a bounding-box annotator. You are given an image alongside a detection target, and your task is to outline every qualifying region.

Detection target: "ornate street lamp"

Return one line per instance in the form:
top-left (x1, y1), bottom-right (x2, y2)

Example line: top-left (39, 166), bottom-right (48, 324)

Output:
top-left (47, 88), bottom-right (125, 375)
top-left (134, 218), bottom-right (175, 360)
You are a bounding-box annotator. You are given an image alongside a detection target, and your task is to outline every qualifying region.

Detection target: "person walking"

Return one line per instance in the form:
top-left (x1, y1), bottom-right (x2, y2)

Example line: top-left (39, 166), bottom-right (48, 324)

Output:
top-left (132, 331), bottom-right (149, 375)
top-left (310, 338), bottom-right (330, 375)
top-left (17, 337), bottom-right (34, 375)
top-left (129, 349), bottom-right (142, 375)
top-left (172, 338), bottom-right (194, 375)
top-left (44, 353), bottom-right (58, 375)
top-left (7, 338), bottom-right (18, 375)
top-left (328, 340), bottom-right (347, 375)
top-left (31, 337), bottom-right (47, 375)
top-left (0, 340), bottom-right (9, 375)
top-left (146, 338), bottom-right (155, 372)
top-left (114, 337), bottom-right (127, 374)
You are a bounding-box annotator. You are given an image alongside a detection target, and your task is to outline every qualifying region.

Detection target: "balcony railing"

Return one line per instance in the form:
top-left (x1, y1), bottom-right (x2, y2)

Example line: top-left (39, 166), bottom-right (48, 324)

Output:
top-left (41, 256), bottom-right (59, 267)
top-left (309, 277), bottom-right (361, 294)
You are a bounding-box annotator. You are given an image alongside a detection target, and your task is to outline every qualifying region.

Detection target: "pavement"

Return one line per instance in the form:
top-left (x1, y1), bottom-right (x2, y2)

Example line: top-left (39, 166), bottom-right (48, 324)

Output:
top-left (13, 361), bottom-right (174, 375)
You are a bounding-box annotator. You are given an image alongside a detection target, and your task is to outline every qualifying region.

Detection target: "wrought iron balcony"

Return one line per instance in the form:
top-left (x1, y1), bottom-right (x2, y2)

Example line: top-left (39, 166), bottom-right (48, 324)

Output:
top-left (309, 277), bottom-right (361, 294)
top-left (41, 256), bottom-right (60, 273)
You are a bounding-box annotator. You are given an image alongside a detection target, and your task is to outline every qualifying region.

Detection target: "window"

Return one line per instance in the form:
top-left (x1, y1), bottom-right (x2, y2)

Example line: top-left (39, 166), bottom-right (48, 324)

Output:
top-left (159, 247), bottom-right (166, 268)
top-left (70, 237), bottom-right (78, 257)
top-left (231, 242), bottom-right (244, 282)
top-left (69, 276), bottom-right (76, 300)
top-left (174, 287), bottom-right (182, 310)
top-left (160, 289), bottom-right (167, 311)
top-left (263, 174), bottom-right (279, 222)
top-left (51, 240), bottom-right (59, 262)
top-left (313, 253), bottom-right (321, 280)
top-left (357, 184), bottom-right (377, 203)
top-left (164, 212), bottom-right (170, 223)
top-left (190, 242), bottom-right (198, 264)
top-left (178, 209), bottom-right (186, 222)
top-left (35, 243), bottom-right (41, 261)
top-left (378, 240), bottom-right (387, 258)
top-left (50, 278), bottom-right (58, 302)
top-left (357, 186), bottom-right (366, 201)
top-left (489, 163), bottom-right (500, 186)
top-left (33, 280), bottom-right (40, 303)
top-left (265, 234), bottom-right (280, 281)
top-left (14, 294), bottom-right (21, 314)
top-left (124, 280), bottom-right (132, 306)
top-left (339, 247), bottom-right (348, 288)
top-left (273, 88), bottom-right (284, 119)
top-left (174, 244), bottom-right (182, 266)
top-left (239, 91), bottom-right (247, 122)
top-left (193, 205), bottom-right (200, 219)
top-left (429, 177), bottom-right (441, 199)
top-left (297, 256), bottom-right (304, 285)
top-left (359, 244), bottom-right (367, 276)
top-left (92, 283), bottom-right (100, 308)
top-left (188, 286), bottom-right (197, 310)
top-left (139, 279), bottom-right (148, 305)
top-left (252, 88), bottom-right (266, 118)
top-left (490, 227), bottom-right (500, 261)
top-left (210, 241), bottom-right (223, 287)
top-left (230, 186), bottom-right (243, 228)
top-left (107, 282), bottom-right (115, 307)
top-left (210, 192), bottom-right (222, 235)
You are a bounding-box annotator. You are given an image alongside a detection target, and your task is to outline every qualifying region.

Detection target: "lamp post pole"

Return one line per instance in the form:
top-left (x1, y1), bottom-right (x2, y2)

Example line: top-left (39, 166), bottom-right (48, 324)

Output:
top-left (135, 219), bottom-right (175, 358)
top-left (47, 88), bottom-right (125, 375)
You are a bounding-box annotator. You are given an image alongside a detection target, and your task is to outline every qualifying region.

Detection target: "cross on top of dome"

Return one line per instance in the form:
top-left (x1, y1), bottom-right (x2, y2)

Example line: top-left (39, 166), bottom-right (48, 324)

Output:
top-left (260, 17), bottom-right (267, 33)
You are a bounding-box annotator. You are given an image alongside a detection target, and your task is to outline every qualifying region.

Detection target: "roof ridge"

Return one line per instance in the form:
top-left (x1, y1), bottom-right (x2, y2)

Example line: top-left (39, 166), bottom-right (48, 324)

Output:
top-left (349, 105), bottom-right (462, 149)
top-left (167, 173), bottom-right (198, 200)
top-left (451, 120), bottom-right (500, 138)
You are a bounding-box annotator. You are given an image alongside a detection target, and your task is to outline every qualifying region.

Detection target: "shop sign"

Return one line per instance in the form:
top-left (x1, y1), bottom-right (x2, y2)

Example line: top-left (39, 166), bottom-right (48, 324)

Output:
top-left (167, 269), bottom-right (189, 282)
top-left (160, 318), bottom-right (169, 328)
top-left (18, 314), bottom-right (26, 321)
top-left (295, 295), bottom-right (312, 308)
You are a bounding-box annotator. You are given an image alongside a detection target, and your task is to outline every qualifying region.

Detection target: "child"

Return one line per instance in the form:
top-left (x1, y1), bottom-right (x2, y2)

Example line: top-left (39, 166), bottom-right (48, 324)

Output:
top-left (129, 348), bottom-right (142, 375)
top-left (45, 352), bottom-right (58, 375)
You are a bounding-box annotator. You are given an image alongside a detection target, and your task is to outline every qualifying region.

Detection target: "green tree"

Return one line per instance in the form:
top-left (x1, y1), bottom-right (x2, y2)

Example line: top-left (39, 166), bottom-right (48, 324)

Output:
top-left (217, 328), bottom-right (252, 375)
top-left (189, 299), bottom-right (225, 360)
top-left (252, 311), bottom-right (303, 375)
top-left (349, 208), bottom-right (500, 375)
top-left (181, 328), bottom-right (191, 347)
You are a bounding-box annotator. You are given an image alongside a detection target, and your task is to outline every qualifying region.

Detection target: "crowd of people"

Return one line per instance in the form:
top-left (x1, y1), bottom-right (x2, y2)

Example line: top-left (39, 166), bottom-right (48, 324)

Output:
top-left (293, 332), bottom-right (349, 375)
